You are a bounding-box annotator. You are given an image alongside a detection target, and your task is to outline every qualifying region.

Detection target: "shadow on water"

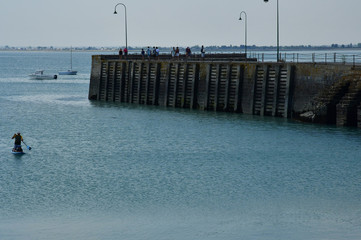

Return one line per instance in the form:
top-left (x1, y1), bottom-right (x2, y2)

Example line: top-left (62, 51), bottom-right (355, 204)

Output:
top-left (88, 100), bottom-right (284, 120)
top-left (8, 151), bottom-right (28, 164)
top-left (88, 100), bottom-right (361, 136)
top-left (12, 153), bottom-right (26, 160)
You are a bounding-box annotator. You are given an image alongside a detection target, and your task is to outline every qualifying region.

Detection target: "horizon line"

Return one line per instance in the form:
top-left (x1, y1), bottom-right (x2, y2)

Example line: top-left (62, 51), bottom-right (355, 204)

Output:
top-left (1, 43), bottom-right (361, 49)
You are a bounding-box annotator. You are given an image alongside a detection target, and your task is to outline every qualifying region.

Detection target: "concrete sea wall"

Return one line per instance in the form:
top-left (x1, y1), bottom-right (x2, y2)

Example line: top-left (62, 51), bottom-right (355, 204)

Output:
top-left (89, 55), bottom-right (361, 127)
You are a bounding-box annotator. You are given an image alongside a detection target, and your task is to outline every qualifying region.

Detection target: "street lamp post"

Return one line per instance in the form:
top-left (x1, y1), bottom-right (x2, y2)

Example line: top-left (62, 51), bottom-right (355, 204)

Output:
top-left (239, 11), bottom-right (248, 60)
top-left (264, 0), bottom-right (279, 62)
top-left (114, 3), bottom-right (128, 50)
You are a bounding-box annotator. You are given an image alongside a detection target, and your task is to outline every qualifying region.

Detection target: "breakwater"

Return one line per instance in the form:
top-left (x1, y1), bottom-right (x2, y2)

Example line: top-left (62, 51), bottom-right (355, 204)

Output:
top-left (89, 54), bottom-right (361, 127)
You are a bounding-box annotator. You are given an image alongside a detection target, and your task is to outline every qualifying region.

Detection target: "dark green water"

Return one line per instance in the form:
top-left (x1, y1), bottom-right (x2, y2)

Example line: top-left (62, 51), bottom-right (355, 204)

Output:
top-left (1, 51), bottom-right (361, 240)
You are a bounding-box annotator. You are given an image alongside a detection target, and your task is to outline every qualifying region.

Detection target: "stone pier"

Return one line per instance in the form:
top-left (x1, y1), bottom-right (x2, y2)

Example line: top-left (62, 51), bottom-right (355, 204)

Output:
top-left (89, 54), bottom-right (361, 128)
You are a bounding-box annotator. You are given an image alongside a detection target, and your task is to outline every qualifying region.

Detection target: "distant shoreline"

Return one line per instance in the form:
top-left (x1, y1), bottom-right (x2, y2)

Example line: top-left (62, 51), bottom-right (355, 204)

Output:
top-left (0, 49), bottom-right (116, 52)
top-left (1, 45), bottom-right (361, 53)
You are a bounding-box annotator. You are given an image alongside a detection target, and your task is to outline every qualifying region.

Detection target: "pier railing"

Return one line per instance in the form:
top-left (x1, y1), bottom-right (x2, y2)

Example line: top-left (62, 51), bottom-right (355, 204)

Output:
top-left (247, 52), bottom-right (361, 66)
top-left (102, 53), bottom-right (255, 62)
top-left (105, 52), bottom-right (361, 66)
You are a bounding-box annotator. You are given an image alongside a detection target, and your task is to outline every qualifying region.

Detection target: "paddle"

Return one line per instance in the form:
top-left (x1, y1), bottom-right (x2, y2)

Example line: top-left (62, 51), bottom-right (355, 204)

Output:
top-left (22, 141), bottom-right (32, 150)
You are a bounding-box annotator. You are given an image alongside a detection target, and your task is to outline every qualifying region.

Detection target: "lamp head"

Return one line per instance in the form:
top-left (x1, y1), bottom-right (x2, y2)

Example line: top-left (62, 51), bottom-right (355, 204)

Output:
top-left (114, 10), bottom-right (117, 14)
top-left (264, 0), bottom-right (269, 2)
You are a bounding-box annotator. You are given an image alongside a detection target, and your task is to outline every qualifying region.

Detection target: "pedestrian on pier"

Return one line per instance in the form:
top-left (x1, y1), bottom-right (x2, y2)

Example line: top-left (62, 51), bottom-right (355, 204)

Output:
top-left (201, 45), bottom-right (205, 59)
top-left (185, 47), bottom-right (191, 58)
top-left (152, 47), bottom-right (156, 59)
top-left (175, 47), bottom-right (180, 60)
top-left (171, 47), bottom-right (176, 59)
top-left (141, 49), bottom-right (145, 60)
top-left (123, 47), bottom-right (128, 59)
top-left (147, 47), bottom-right (151, 60)
top-left (156, 47), bottom-right (160, 60)
top-left (118, 48), bottom-right (123, 59)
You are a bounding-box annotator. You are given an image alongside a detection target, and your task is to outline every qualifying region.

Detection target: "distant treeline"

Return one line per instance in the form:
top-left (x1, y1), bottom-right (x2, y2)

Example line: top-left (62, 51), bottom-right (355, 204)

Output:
top-left (1, 43), bottom-right (361, 52)
top-left (185, 43), bottom-right (361, 52)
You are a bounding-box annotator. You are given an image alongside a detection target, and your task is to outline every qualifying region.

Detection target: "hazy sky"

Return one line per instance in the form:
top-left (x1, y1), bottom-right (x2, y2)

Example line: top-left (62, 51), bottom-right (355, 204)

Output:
top-left (1, 0), bottom-right (361, 47)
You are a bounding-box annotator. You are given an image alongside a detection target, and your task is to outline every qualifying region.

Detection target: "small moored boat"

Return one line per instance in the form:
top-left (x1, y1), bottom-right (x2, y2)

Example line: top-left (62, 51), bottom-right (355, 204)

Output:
top-left (59, 47), bottom-right (77, 75)
top-left (59, 70), bottom-right (77, 75)
top-left (29, 70), bottom-right (57, 80)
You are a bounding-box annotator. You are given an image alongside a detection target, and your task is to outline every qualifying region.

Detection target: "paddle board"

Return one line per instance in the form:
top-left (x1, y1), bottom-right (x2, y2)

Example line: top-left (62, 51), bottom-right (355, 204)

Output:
top-left (12, 150), bottom-right (25, 155)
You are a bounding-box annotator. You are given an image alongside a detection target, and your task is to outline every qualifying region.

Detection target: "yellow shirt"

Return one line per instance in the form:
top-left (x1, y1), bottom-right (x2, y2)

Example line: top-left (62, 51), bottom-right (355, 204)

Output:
top-left (12, 134), bottom-right (23, 144)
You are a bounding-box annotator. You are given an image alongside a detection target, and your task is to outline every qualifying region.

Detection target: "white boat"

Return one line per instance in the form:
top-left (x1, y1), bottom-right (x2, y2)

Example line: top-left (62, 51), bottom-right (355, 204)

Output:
top-left (59, 47), bottom-right (77, 75)
top-left (29, 70), bottom-right (57, 80)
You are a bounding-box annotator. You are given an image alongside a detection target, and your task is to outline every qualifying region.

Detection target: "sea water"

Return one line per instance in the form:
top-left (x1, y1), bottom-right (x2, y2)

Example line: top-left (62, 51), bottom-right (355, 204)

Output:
top-left (0, 51), bottom-right (361, 240)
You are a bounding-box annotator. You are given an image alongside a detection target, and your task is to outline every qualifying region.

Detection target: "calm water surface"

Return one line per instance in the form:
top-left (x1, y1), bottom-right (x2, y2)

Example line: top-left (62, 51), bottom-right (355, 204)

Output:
top-left (1, 51), bottom-right (361, 240)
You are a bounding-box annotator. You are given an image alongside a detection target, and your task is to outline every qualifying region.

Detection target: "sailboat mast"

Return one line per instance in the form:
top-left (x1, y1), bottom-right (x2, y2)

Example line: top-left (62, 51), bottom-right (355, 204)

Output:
top-left (70, 47), bottom-right (73, 71)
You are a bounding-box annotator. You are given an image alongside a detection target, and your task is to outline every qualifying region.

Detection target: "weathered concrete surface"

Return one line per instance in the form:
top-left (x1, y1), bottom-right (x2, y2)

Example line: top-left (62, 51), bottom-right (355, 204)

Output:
top-left (293, 64), bottom-right (361, 126)
top-left (241, 64), bottom-right (257, 114)
top-left (292, 63), bottom-right (360, 113)
top-left (88, 55), bottom-right (102, 100)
